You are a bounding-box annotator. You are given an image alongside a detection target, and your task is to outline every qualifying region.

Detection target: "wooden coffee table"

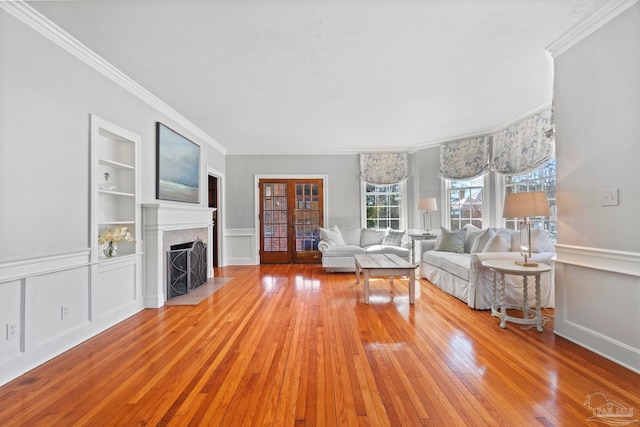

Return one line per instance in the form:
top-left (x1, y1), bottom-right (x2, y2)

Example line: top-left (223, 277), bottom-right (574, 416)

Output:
top-left (354, 253), bottom-right (416, 304)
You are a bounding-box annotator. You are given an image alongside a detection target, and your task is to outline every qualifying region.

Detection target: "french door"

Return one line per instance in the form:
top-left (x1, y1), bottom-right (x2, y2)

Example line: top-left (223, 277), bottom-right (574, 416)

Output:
top-left (259, 179), bottom-right (323, 264)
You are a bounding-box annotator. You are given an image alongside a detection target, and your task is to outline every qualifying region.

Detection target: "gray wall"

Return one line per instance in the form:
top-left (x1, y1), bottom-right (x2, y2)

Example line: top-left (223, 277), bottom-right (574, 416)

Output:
top-left (553, 3), bottom-right (640, 372)
top-left (412, 146), bottom-right (442, 230)
top-left (225, 150), bottom-right (443, 232)
top-left (0, 9), bottom-right (225, 261)
top-left (225, 154), bottom-right (361, 229)
top-left (555, 4), bottom-right (640, 252)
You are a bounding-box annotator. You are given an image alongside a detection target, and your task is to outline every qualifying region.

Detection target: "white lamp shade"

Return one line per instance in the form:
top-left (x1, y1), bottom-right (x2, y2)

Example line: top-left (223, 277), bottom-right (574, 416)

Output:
top-left (417, 197), bottom-right (438, 212)
top-left (503, 191), bottom-right (550, 218)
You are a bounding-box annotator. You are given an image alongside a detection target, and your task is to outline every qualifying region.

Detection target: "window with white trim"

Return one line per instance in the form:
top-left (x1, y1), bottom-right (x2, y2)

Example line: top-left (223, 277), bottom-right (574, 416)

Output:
top-left (503, 158), bottom-right (557, 238)
top-left (444, 175), bottom-right (489, 231)
top-left (362, 182), bottom-right (406, 230)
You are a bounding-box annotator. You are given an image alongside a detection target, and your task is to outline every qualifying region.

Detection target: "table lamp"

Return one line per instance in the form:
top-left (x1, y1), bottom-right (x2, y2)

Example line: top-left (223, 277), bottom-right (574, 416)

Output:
top-left (417, 197), bottom-right (438, 235)
top-left (502, 192), bottom-right (550, 267)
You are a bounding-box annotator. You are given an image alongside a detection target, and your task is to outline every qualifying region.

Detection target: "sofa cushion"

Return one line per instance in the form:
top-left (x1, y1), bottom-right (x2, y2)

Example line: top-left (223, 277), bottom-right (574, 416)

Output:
top-left (423, 251), bottom-right (470, 281)
top-left (319, 226), bottom-right (346, 248)
top-left (321, 244), bottom-right (366, 257)
top-left (471, 228), bottom-right (496, 253)
top-left (360, 228), bottom-right (386, 247)
top-left (434, 227), bottom-right (465, 253)
top-left (463, 224), bottom-right (483, 253)
top-left (382, 229), bottom-right (405, 247)
top-left (365, 245), bottom-right (410, 257)
top-left (483, 234), bottom-right (511, 252)
top-left (338, 227), bottom-right (362, 246)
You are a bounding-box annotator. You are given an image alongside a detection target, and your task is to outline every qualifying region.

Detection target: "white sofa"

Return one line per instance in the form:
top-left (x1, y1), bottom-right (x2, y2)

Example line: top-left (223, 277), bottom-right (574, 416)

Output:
top-left (420, 225), bottom-right (555, 310)
top-left (318, 226), bottom-right (411, 271)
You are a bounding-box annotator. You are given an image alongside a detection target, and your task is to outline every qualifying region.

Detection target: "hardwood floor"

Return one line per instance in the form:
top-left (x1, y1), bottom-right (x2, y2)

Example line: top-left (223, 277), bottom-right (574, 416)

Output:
top-left (1, 264), bottom-right (638, 426)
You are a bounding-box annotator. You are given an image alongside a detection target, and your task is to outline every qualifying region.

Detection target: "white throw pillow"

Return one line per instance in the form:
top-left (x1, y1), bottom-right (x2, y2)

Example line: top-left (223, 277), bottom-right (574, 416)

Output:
top-left (471, 228), bottom-right (496, 253)
top-left (511, 228), bottom-right (551, 253)
top-left (483, 234), bottom-right (511, 252)
top-left (463, 224), bottom-right (483, 253)
top-left (337, 227), bottom-right (362, 246)
top-left (360, 228), bottom-right (387, 247)
top-left (319, 226), bottom-right (346, 247)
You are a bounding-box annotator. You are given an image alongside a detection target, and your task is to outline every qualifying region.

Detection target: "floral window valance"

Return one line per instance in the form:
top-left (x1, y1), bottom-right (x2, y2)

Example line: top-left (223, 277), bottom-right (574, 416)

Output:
top-left (359, 153), bottom-right (409, 184)
top-left (491, 109), bottom-right (554, 175)
top-left (439, 137), bottom-right (490, 180)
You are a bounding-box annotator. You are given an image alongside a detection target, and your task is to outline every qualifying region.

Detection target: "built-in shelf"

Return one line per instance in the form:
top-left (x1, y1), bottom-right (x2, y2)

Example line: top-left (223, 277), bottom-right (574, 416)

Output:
top-left (98, 158), bottom-right (134, 170)
top-left (90, 115), bottom-right (141, 262)
top-left (98, 190), bottom-right (135, 197)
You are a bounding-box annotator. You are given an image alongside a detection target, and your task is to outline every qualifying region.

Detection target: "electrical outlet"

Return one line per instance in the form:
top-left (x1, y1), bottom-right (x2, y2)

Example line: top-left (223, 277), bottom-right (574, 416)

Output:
top-left (6, 322), bottom-right (18, 340)
top-left (600, 188), bottom-right (619, 206)
top-left (61, 305), bottom-right (70, 319)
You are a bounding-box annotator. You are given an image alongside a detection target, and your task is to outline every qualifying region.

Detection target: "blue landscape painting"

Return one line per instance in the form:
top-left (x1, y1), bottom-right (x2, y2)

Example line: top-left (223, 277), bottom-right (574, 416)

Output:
top-left (156, 123), bottom-right (200, 203)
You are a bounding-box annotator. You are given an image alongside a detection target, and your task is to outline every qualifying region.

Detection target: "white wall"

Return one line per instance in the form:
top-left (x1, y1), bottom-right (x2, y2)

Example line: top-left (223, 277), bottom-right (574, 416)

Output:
top-left (553, 3), bottom-right (640, 373)
top-left (0, 6), bottom-right (225, 385)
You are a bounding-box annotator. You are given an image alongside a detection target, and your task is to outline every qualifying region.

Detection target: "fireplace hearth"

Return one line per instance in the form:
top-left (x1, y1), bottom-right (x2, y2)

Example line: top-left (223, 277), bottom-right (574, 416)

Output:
top-left (167, 239), bottom-right (207, 299)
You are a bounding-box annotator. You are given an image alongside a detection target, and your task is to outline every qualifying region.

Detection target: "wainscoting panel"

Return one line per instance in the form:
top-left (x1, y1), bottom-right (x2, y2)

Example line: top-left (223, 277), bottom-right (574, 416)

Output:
top-left (0, 251), bottom-right (144, 386)
top-left (224, 228), bottom-right (257, 265)
top-left (555, 244), bottom-right (640, 373)
top-left (0, 279), bottom-right (22, 365)
top-left (93, 257), bottom-right (141, 320)
top-left (32, 267), bottom-right (91, 348)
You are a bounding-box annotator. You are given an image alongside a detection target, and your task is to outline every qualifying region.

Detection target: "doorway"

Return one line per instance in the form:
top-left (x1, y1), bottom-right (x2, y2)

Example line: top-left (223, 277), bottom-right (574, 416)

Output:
top-left (259, 178), bottom-right (324, 264)
top-left (208, 174), bottom-right (219, 268)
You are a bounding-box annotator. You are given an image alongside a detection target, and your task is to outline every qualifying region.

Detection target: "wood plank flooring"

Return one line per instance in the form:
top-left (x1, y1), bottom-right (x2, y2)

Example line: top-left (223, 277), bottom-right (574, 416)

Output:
top-left (0, 264), bottom-right (638, 426)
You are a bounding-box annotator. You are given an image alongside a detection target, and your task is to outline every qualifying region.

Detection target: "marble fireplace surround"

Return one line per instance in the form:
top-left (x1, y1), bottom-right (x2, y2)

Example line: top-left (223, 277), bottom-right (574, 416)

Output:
top-left (143, 204), bottom-right (214, 308)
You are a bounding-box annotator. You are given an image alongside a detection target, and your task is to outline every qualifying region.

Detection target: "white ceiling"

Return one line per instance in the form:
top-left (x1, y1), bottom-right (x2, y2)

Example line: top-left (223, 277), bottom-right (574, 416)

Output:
top-left (28, 0), bottom-right (610, 155)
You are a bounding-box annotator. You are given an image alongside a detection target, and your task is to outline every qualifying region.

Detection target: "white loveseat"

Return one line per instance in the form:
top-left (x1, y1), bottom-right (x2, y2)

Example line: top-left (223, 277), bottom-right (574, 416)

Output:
top-left (318, 226), bottom-right (411, 271)
top-left (421, 225), bottom-right (555, 310)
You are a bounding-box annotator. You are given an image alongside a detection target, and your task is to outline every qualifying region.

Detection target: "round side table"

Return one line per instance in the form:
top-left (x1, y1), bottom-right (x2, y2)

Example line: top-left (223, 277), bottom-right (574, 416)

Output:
top-left (481, 259), bottom-right (551, 332)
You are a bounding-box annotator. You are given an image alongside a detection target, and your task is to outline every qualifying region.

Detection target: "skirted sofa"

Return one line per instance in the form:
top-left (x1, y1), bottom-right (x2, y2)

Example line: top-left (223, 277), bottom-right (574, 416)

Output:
top-left (318, 225), bottom-right (411, 271)
top-left (421, 225), bottom-right (555, 310)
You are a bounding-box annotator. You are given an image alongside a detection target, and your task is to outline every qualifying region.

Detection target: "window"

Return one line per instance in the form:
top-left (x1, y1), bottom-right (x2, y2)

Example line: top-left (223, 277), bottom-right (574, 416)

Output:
top-left (363, 182), bottom-right (406, 230)
top-left (503, 158), bottom-right (556, 237)
top-left (445, 176), bottom-right (486, 231)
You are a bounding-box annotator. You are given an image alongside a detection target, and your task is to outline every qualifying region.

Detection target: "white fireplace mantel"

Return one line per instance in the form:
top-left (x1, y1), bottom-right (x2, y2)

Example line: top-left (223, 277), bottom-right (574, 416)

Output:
top-left (142, 203), bottom-right (214, 308)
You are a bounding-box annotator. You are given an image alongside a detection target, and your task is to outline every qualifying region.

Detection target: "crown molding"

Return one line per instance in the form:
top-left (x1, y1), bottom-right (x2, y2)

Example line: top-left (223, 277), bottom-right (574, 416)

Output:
top-left (0, 1), bottom-right (227, 155)
top-left (546, 0), bottom-right (639, 57)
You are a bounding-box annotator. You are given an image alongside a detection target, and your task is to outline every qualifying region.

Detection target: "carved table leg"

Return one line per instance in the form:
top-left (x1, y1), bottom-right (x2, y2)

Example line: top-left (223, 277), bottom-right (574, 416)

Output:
top-left (499, 272), bottom-right (506, 328)
top-left (522, 275), bottom-right (529, 318)
top-left (535, 274), bottom-right (542, 332)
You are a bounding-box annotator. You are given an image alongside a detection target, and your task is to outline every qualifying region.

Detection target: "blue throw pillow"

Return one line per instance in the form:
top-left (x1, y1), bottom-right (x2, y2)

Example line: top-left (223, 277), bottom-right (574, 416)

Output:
top-left (382, 229), bottom-right (405, 247)
top-left (434, 227), bottom-right (465, 253)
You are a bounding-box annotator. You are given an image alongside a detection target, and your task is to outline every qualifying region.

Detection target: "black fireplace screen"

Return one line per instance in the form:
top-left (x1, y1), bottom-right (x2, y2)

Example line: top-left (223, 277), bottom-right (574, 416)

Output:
top-left (167, 239), bottom-right (207, 299)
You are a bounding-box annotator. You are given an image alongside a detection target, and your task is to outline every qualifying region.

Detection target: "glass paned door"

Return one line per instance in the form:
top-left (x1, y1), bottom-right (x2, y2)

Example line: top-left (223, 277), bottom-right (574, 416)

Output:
top-left (259, 179), bottom-right (323, 264)
top-left (293, 182), bottom-right (321, 263)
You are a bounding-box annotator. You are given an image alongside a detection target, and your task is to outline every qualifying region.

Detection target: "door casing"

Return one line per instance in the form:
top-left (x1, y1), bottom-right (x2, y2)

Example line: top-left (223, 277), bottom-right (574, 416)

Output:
top-left (254, 174), bottom-right (329, 264)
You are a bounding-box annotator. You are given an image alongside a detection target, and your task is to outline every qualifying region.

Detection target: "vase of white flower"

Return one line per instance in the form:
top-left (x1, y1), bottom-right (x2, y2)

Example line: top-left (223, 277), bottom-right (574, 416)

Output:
top-left (103, 241), bottom-right (118, 257)
top-left (98, 226), bottom-right (136, 258)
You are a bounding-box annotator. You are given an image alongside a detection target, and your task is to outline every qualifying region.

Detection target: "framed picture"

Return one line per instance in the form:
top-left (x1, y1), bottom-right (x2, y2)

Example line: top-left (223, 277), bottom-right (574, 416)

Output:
top-left (156, 122), bottom-right (200, 203)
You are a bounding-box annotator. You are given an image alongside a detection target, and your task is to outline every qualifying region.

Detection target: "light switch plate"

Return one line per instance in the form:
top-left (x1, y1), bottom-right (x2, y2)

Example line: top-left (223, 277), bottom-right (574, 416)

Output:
top-left (600, 188), bottom-right (619, 206)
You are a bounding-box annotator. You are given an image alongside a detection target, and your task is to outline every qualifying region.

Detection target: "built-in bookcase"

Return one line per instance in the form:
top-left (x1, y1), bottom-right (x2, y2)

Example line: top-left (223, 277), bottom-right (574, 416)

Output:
top-left (90, 115), bottom-right (141, 262)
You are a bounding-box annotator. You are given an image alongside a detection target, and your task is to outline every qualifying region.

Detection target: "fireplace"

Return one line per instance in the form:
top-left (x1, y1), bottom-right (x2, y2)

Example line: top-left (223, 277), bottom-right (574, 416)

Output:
top-left (142, 204), bottom-right (215, 308)
top-left (167, 239), bottom-right (207, 299)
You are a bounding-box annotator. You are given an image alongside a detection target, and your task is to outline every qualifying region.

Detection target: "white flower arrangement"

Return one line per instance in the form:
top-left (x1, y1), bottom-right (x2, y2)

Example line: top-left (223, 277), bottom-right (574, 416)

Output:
top-left (98, 226), bottom-right (136, 245)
